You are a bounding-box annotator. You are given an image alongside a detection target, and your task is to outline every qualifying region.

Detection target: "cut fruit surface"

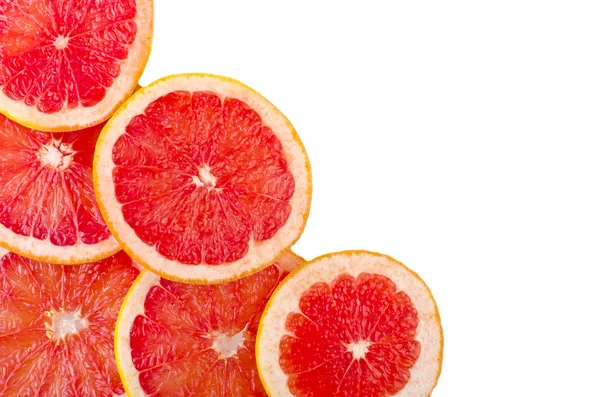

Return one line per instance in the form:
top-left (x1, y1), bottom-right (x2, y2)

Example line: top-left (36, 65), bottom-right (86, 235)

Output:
top-left (115, 250), bottom-right (304, 396)
top-left (94, 74), bottom-right (312, 284)
top-left (0, 248), bottom-right (139, 396)
top-left (0, 0), bottom-right (153, 132)
top-left (257, 251), bottom-right (443, 397)
top-left (0, 113), bottom-right (120, 264)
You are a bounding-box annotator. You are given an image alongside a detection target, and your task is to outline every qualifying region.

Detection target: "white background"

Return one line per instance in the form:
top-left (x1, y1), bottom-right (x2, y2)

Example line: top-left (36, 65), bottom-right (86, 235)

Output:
top-left (141, 1), bottom-right (600, 395)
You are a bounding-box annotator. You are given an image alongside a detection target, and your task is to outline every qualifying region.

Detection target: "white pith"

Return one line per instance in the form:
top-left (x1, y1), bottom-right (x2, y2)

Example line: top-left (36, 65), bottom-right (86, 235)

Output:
top-left (53, 35), bottom-right (68, 50)
top-left (256, 251), bottom-right (443, 397)
top-left (195, 164), bottom-right (217, 188)
top-left (211, 331), bottom-right (245, 359)
top-left (115, 250), bottom-right (304, 397)
top-left (0, 0), bottom-right (153, 131)
top-left (37, 141), bottom-right (74, 170)
top-left (44, 309), bottom-right (88, 342)
top-left (0, 223), bottom-right (120, 265)
top-left (95, 75), bottom-right (311, 283)
top-left (347, 340), bottom-right (371, 360)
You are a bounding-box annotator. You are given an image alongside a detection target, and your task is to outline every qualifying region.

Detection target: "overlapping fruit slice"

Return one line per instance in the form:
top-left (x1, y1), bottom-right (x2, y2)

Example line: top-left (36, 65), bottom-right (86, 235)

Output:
top-left (0, 0), bottom-right (153, 131)
top-left (0, 113), bottom-right (120, 264)
top-left (94, 74), bottom-right (312, 284)
top-left (114, 250), bottom-right (304, 396)
top-left (257, 251), bottom-right (443, 397)
top-left (0, 248), bottom-right (139, 396)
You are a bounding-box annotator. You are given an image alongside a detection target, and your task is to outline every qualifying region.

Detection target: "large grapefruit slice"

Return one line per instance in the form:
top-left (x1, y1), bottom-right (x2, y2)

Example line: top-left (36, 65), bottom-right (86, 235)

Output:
top-left (94, 74), bottom-right (311, 284)
top-left (0, 113), bottom-right (120, 264)
top-left (0, 0), bottom-right (153, 132)
top-left (0, 248), bottom-right (139, 396)
top-left (257, 251), bottom-right (443, 397)
top-left (114, 250), bottom-right (304, 396)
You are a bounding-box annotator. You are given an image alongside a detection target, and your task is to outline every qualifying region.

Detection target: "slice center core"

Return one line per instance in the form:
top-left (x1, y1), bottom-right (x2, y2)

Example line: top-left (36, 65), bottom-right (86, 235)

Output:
top-left (193, 165), bottom-right (217, 188)
top-left (212, 331), bottom-right (244, 359)
top-left (44, 309), bottom-right (89, 342)
top-left (53, 35), bottom-right (69, 50)
top-left (38, 141), bottom-right (74, 170)
top-left (346, 340), bottom-right (371, 360)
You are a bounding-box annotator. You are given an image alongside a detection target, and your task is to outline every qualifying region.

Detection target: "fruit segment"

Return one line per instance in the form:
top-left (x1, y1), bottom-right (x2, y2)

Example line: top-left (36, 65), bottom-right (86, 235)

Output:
top-left (0, 113), bottom-right (119, 264)
top-left (0, 249), bottom-right (139, 396)
top-left (115, 250), bottom-right (304, 397)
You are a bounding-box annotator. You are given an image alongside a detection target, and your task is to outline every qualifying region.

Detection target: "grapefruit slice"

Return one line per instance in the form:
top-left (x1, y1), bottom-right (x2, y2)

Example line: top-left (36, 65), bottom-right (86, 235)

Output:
top-left (257, 251), bottom-right (443, 397)
top-left (114, 250), bottom-right (304, 396)
top-left (0, 248), bottom-right (139, 396)
top-left (0, 113), bottom-right (120, 264)
top-left (94, 74), bottom-right (311, 284)
top-left (0, 0), bottom-right (153, 132)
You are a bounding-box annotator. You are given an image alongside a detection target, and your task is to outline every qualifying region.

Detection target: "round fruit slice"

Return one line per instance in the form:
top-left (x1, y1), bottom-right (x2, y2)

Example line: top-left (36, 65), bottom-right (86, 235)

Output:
top-left (115, 250), bottom-right (304, 396)
top-left (0, 0), bottom-right (153, 132)
top-left (0, 113), bottom-right (120, 264)
top-left (0, 115), bottom-right (121, 264)
top-left (257, 251), bottom-right (443, 397)
top-left (0, 248), bottom-right (139, 396)
top-left (94, 74), bottom-right (312, 284)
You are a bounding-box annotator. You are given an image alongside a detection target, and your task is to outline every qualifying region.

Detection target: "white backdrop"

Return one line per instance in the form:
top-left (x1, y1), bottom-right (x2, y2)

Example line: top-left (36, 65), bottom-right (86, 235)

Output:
top-left (140, 1), bottom-right (600, 395)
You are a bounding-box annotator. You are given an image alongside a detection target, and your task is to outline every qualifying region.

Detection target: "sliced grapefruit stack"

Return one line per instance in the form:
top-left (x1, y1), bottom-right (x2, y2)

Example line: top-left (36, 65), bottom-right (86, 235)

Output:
top-left (94, 74), bottom-right (312, 284)
top-left (0, 1), bottom-right (445, 394)
top-left (257, 251), bottom-right (443, 397)
top-left (114, 250), bottom-right (304, 396)
top-left (0, 248), bottom-right (139, 396)
top-left (0, 114), bottom-right (120, 264)
top-left (0, 0), bottom-right (153, 131)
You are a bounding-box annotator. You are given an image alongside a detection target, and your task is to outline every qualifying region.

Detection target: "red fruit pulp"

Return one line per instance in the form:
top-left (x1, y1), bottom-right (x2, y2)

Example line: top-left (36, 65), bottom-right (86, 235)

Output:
top-left (0, 114), bottom-right (110, 246)
top-left (130, 263), bottom-right (289, 396)
top-left (112, 91), bottom-right (295, 265)
top-left (0, 0), bottom-right (137, 113)
top-left (0, 251), bottom-right (139, 396)
top-left (280, 273), bottom-right (421, 397)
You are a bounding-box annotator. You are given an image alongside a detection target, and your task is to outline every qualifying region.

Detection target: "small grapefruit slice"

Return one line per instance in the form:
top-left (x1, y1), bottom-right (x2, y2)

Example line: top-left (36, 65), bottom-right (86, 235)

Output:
top-left (94, 74), bottom-right (311, 284)
top-left (0, 113), bottom-right (120, 264)
top-left (114, 250), bottom-right (304, 396)
top-left (0, 0), bottom-right (153, 132)
top-left (257, 251), bottom-right (443, 397)
top-left (0, 248), bottom-right (139, 396)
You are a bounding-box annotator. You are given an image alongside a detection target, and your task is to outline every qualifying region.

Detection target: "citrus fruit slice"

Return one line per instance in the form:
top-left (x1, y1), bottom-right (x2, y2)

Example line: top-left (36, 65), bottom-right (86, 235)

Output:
top-left (0, 0), bottom-right (153, 132)
top-left (0, 113), bottom-right (120, 264)
top-left (257, 250), bottom-right (443, 397)
top-left (0, 248), bottom-right (139, 396)
top-left (114, 250), bottom-right (304, 396)
top-left (94, 74), bottom-right (311, 284)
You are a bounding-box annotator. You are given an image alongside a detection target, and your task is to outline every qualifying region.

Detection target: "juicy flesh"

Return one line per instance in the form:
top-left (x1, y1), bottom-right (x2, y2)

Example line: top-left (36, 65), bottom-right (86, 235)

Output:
top-left (113, 91), bottom-right (295, 265)
top-left (0, 0), bottom-right (138, 113)
top-left (280, 273), bottom-right (421, 397)
top-left (130, 263), bottom-right (287, 396)
top-left (0, 251), bottom-right (139, 396)
top-left (0, 114), bottom-right (111, 246)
